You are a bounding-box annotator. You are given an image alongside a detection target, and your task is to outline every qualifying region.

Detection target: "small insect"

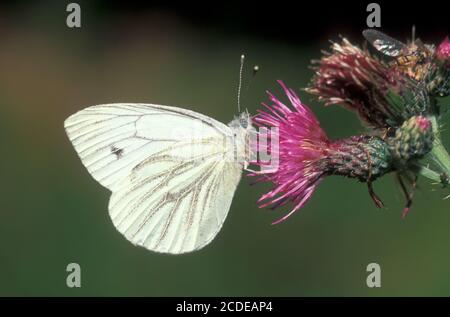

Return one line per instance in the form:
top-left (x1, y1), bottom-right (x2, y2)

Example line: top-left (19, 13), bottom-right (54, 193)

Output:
top-left (363, 28), bottom-right (434, 81)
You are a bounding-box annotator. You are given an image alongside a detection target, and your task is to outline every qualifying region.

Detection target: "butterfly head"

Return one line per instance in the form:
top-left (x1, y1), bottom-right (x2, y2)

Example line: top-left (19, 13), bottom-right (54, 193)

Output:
top-left (229, 111), bottom-right (252, 131)
top-left (228, 111), bottom-right (254, 168)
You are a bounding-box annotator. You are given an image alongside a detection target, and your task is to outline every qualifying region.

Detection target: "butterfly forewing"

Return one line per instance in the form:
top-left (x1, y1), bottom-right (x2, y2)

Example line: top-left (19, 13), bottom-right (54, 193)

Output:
top-left (64, 103), bottom-right (231, 191)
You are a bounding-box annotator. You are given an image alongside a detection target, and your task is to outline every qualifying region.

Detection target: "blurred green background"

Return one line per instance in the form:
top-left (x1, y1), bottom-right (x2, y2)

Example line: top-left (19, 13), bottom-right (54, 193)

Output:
top-left (1, 1), bottom-right (450, 296)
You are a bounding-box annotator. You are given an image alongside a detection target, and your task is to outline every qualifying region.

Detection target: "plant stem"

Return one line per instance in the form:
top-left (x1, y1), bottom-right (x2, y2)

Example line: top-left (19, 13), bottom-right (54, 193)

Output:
top-left (411, 163), bottom-right (442, 183)
top-left (430, 115), bottom-right (450, 173)
top-left (416, 115), bottom-right (450, 186)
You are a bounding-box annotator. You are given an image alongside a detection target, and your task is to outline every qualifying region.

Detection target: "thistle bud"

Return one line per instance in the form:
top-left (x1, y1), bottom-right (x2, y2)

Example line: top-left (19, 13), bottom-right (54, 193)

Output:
top-left (388, 116), bottom-right (434, 165)
top-left (324, 136), bottom-right (393, 182)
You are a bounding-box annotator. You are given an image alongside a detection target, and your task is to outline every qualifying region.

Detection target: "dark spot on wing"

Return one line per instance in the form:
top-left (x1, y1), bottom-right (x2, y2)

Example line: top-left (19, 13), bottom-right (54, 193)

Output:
top-left (111, 146), bottom-right (124, 159)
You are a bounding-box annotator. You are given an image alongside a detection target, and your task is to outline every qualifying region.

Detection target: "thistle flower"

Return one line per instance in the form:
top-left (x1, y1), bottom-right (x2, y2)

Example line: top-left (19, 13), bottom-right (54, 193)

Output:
top-left (251, 81), bottom-right (393, 223)
top-left (306, 38), bottom-right (428, 130)
top-left (306, 32), bottom-right (450, 194)
top-left (436, 37), bottom-right (450, 62)
top-left (428, 37), bottom-right (450, 97)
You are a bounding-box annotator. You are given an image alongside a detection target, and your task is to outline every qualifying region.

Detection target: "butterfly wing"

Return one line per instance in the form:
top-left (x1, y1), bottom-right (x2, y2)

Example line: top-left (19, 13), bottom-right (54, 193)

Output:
top-left (65, 103), bottom-right (244, 253)
top-left (109, 148), bottom-right (243, 253)
top-left (64, 103), bottom-right (232, 191)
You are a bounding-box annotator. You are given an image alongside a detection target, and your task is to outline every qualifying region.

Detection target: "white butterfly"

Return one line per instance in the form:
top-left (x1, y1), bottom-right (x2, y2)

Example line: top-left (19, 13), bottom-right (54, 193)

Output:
top-left (64, 103), bottom-right (253, 254)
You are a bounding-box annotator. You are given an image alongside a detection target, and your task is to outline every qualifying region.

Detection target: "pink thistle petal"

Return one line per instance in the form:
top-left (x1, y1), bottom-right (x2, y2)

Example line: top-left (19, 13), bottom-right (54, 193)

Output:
top-left (436, 37), bottom-right (450, 61)
top-left (250, 81), bottom-right (330, 223)
top-left (415, 116), bottom-right (432, 132)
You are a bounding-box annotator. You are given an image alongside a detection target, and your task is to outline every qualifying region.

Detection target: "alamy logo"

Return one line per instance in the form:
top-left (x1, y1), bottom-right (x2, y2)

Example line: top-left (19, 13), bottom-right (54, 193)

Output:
top-left (366, 263), bottom-right (381, 288)
top-left (66, 3), bottom-right (81, 28)
top-left (66, 263), bottom-right (81, 288)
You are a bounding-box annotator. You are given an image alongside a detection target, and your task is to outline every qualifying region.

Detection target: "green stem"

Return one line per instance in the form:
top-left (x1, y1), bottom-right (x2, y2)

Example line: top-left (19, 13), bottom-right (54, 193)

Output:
top-left (415, 115), bottom-right (450, 186)
top-left (429, 115), bottom-right (450, 174)
top-left (411, 163), bottom-right (442, 183)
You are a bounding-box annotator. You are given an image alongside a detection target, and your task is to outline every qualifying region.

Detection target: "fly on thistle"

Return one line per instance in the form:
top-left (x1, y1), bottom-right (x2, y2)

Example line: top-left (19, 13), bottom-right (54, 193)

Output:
top-left (362, 28), bottom-right (434, 82)
top-left (362, 29), bottom-right (450, 98)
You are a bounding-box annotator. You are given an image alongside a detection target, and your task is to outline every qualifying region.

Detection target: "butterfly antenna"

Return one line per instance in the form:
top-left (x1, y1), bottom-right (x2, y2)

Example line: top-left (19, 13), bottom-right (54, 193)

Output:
top-left (245, 64), bottom-right (260, 92)
top-left (412, 25), bottom-right (416, 42)
top-left (237, 54), bottom-right (245, 113)
top-left (252, 65), bottom-right (259, 77)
